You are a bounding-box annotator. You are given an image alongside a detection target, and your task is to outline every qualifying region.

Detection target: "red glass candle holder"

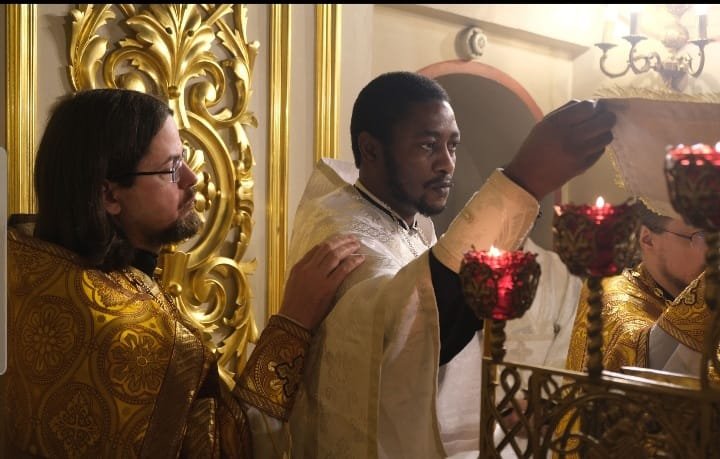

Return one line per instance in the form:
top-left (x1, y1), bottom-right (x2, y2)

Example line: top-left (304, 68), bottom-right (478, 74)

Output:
top-left (552, 199), bottom-right (639, 277)
top-left (459, 247), bottom-right (541, 321)
top-left (665, 143), bottom-right (720, 231)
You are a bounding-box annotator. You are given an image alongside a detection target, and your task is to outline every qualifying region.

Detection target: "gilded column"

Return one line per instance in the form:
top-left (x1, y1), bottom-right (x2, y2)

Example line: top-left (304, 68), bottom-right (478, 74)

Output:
top-left (314, 4), bottom-right (341, 161)
top-left (266, 4), bottom-right (291, 317)
top-left (5, 4), bottom-right (37, 214)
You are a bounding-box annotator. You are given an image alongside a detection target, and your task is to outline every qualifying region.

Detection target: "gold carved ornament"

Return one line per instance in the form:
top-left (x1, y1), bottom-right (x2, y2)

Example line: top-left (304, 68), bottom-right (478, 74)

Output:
top-left (68, 4), bottom-right (259, 383)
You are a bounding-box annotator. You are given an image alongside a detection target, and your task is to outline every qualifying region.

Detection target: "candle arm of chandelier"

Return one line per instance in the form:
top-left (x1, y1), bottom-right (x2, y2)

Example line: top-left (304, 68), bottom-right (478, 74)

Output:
top-left (595, 35), bottom-right (653, 78)
top-left (684, 39), bottom-right (712, 77)
top-left (629, 41), bottom-right (661, 74)
top-left (595, 43), bottom-right (631, 78)
top-left (597, 33), bottom-right (714, 85)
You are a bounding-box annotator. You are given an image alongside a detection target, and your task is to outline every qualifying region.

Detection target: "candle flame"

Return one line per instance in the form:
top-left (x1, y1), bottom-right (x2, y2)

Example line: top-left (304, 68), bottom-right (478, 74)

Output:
top-left (595, 196), bottom-right (605, 208)
top-left (488, 245), bottom-right (502, 256)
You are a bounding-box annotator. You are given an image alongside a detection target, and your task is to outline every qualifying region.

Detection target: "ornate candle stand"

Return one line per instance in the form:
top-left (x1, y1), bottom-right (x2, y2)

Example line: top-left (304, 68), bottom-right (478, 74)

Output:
top-left (459, 248), bottom-right (541, 362)
top-left (459, 247), bottom-right (541, 455)
top-left (552, 199), bottom-right (640, 378)
top-left (463, 192), bottom-right (720, 458)
top-left (551, 199), bottom-right (640, 453)
top-left (665, 143), bottom-right (720, 388)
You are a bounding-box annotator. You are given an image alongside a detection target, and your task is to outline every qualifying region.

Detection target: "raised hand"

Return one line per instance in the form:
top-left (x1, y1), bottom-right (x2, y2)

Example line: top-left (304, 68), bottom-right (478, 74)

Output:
top-left (279, 234), bottom-right (365, 331)
top-left (503, 99), bottom-right (617, 201)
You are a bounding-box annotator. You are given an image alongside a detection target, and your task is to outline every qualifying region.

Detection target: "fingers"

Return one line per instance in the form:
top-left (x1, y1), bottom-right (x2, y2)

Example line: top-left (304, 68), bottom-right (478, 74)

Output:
top-left (570, 109), bottom-right (616, 142)
top-left (304, 234), bottom-right (362, 278)
top-left (299, 233), bottom-right (359, 270)
top-left (544, 99), bottom-right (580, 118)
top-left (279, 234), bottom-right (365, 331)
top-left (545, 99), bottom-right (597, 126)
top-left (327, 253), bottom-right (364, 284)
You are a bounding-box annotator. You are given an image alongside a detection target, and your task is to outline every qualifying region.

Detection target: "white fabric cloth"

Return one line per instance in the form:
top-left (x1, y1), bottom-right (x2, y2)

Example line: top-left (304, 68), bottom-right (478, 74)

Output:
top-left (287, 158), bottom-right (548, 458)
top-left (602, 97), bottom-right (720, 219)
top-left (648, 323), bottom-right (702, 375)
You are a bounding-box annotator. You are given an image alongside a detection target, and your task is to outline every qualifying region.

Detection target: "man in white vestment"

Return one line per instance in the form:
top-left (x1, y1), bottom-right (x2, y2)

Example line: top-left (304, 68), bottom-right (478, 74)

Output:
top-left (286, 71), bottom-right (616, 458)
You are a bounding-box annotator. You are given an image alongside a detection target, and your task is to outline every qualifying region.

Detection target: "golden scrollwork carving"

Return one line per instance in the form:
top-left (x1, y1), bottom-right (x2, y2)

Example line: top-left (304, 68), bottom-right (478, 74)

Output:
top-left (67, 4), bottom-right (259, 380)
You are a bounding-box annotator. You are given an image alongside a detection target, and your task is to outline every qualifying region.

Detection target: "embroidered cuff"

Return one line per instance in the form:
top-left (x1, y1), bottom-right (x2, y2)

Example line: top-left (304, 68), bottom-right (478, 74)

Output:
top-left (433, 169), bottom-right (539, 272)
top-left (657, 275), bottom-right (708, 353)
top-left (232, 315), bottom-right (312, 421)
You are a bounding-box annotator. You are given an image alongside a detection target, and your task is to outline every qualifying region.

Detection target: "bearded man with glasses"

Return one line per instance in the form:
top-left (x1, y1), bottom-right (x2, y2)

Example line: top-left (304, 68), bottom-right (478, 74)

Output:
top-left (566, 199), bottom-right (710, 377)
top-left (3, 88), bottom-right (365, 457)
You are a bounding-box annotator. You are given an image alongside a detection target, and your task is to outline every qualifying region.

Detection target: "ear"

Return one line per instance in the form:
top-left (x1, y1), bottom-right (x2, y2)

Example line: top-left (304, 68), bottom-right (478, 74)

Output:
top-left (639, 225), bottom-right (655, 250)
top-left (357, 131), bottom-right (382, 164)
top-left (102, 180), bottom-right (123, 216)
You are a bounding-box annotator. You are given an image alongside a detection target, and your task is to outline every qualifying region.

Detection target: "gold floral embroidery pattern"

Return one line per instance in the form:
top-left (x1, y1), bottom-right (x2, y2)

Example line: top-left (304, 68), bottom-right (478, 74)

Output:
top-left (233, 315), bottom-right (311, 420)
top-left (8, 227), bottom-right (209, 457)
top-left (83, 270), bottom-right (152, 317)
top-left (105, 328), bottom-right (171, 402)
top-left (40, 383), bottom-right (110, 459)
top-left (19, 297), bottom-right (82, 382)
top-left (566, 264), bottom-right (666, 372)
top-left (9, 237), bottom-right (71, 296)
top-left (272, 354), bottom-right (304, 398)
top-left (49, 390), bottom-right (102, 457)
top-left (658, 275), bottom-right (709, 352)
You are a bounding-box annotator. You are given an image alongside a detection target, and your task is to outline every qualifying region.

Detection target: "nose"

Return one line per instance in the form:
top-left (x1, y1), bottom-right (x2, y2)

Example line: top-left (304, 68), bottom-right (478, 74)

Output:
top-left (178, 161), bottom-right (198, 188)
top-left (435, 144), bottom-right (456, 175)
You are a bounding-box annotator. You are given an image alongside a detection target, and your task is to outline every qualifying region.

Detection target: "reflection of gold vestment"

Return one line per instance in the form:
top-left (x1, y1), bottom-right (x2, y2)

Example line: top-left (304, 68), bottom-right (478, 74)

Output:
top-left (566, 264), bottom-right (667, 372)
top-left (3, 225), bottom-right (309, 458)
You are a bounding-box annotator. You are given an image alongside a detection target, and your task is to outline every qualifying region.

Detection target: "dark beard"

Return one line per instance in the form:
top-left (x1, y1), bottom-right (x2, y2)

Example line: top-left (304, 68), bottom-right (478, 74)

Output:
top-left (155, 210), bottom-right (203, 245)
top-left (384, 149), bottom-right (446, 217)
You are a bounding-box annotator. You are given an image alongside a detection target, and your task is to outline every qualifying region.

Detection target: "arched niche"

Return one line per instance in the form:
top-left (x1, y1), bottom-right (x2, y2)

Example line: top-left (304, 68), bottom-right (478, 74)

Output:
top-left (418, 60), bottom-right (556, 249)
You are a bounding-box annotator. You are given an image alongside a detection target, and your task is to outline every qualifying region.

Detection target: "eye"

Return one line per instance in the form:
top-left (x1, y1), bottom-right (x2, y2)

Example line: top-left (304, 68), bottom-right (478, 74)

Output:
top-left (420, 142), bottom-right (435, 153)
top-left (448, 141), bottom-right (460, 153)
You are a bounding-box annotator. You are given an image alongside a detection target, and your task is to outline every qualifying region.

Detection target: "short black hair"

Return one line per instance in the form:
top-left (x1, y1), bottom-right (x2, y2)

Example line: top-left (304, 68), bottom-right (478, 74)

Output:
top-left (350, 71), bottom-right (450, 167)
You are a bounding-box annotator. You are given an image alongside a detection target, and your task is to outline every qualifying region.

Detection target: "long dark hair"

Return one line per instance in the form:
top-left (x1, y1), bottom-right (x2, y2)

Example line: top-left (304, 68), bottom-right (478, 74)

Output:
top-left (350, 71), bottom-right (449, 167)
top-left (33, 88), bottom-right (172, 271)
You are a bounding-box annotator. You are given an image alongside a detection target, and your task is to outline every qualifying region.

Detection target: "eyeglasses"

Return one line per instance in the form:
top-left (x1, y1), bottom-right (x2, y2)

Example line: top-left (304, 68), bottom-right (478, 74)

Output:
top-left (662, 229), bottom-right (706, 248)
top-left (113, 148), bottom-right (188, 183)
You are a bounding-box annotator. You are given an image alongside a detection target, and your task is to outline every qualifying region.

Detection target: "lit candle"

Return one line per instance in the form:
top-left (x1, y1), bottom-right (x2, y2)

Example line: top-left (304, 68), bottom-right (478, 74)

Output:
top-left (591, 196), bottom-right (612, 223)
top-left (667, 142), bottom-right (720, 166)
top-left (553, 198), bottom-right (638, 277)
top-left (697, 4), bottom-right (709, 39)
top-left (484, 245), bottom-right (506, 269)
top-left (459, 245), bottom-right (540, 321)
